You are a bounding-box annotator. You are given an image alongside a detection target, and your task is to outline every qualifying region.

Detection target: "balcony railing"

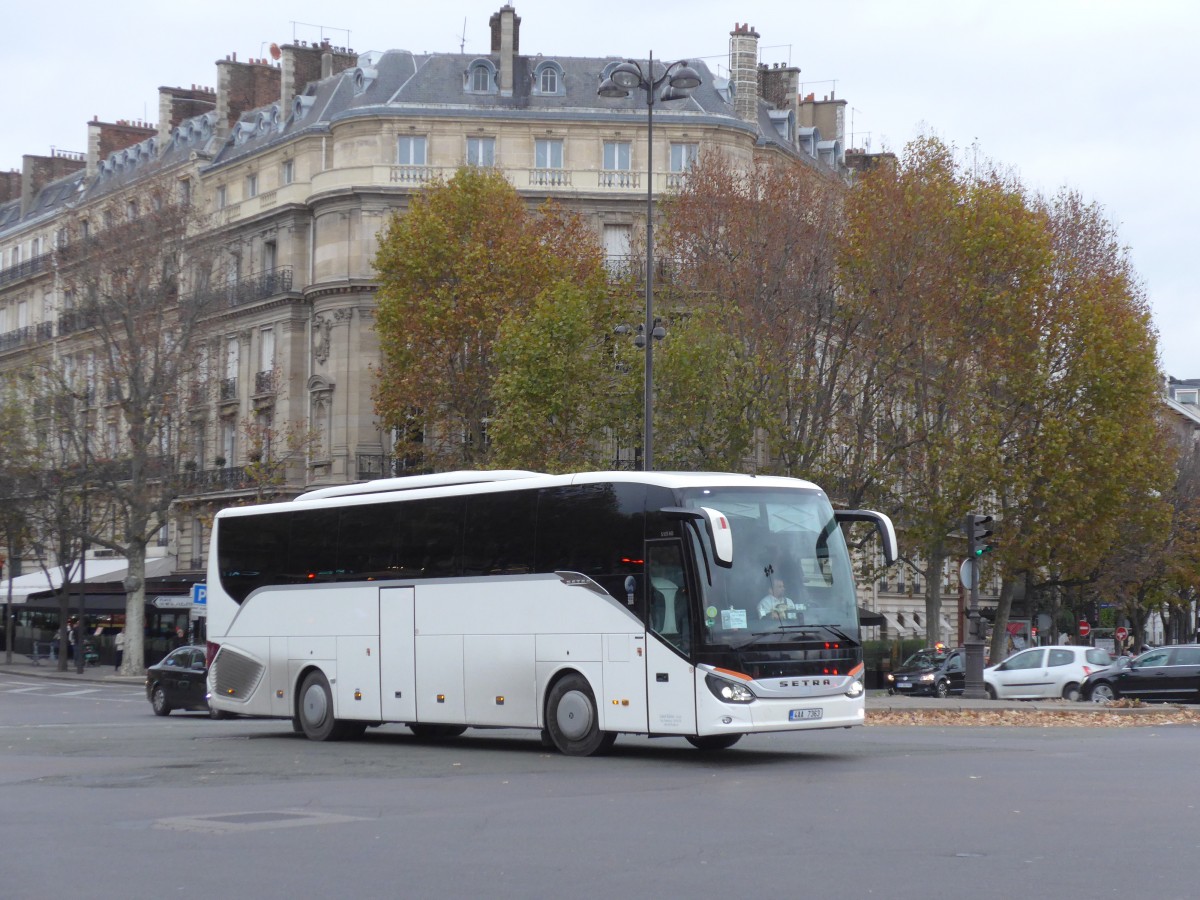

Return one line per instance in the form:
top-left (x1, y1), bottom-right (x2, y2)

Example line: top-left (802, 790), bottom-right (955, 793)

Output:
top-left (177, 465), bottom-right (248, 495)
top-left (0, 252), bottom-right (52, 287)
top-left (530, 168), bottom-right (571, 187)
top-left (219, 377), bottom-right (238, 402)
top-left (390, 165), bottom-right (435, 185)
top-left (189, 266), bottom-right (293, 311)
top-left (0, 321), bottom-right (55, 352)
top-left (599, 170), bottom-right (640, 189)
top-left (254, 370), bottom-right (277, 395)
top-left (602, 255), bottom-right (681, 285)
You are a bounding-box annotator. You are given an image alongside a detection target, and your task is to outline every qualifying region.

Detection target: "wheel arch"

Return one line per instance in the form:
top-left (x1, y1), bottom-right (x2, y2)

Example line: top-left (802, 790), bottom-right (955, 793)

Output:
top-left (539, 664), bottom-right (598, 729)
top-left (292, 662), bottom-right (337, 721)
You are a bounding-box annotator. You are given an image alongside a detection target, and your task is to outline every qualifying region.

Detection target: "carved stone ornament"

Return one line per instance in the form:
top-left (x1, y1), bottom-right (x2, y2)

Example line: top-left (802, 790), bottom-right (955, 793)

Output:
top-left (312, 315), bottom-right (333, 366)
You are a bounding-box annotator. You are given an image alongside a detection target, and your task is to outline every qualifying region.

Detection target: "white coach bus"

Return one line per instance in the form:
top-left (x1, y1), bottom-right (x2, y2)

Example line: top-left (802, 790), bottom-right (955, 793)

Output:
top-left (205, 470), bottom-right (896, 755)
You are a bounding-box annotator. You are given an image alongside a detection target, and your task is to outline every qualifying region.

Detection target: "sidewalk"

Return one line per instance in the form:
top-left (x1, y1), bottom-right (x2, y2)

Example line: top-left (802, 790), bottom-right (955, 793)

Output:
top-left (0, 653), bottom-right (145, 684)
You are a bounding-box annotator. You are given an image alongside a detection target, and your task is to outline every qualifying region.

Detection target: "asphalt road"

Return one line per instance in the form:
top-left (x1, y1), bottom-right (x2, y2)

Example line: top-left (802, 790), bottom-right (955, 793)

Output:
top-left (2, 671), bottom-right (1195, 900)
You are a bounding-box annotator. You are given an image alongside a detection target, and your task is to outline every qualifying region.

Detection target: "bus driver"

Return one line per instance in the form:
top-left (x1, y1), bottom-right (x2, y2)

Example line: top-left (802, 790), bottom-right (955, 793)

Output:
top-left (758, 577), bottom-right (804, 623)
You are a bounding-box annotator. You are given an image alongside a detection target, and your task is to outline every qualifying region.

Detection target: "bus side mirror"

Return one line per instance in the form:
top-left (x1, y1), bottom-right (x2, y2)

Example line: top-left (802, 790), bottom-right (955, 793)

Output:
top-left (834, 509), bottom-right (898, 566)
top-left (660, 506), bottom-right (733, 568)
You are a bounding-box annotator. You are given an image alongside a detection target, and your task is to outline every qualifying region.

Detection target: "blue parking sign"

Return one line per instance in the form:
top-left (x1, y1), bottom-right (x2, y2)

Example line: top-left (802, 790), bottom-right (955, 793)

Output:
top-left (191, 584), bottom-right (207, 608)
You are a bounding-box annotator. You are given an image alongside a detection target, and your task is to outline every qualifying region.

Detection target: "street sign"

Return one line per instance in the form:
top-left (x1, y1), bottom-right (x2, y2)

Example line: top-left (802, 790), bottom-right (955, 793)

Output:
top-left (1115, 625), bottom-right (1128, 642)
top-left (1078, 620), bottom-right (1091, 638)
top-left (191, 583), bottom-right (207, 609)
top-left (958, 558), bottom-right (977, 590)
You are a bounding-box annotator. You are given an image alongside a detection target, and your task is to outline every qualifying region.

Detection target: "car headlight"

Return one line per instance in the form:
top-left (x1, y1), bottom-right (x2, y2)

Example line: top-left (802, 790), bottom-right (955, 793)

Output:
top-left (919, 673), bottom-right (935, 682)
top-left (886, 673), bottom-right (895, 683)
top-left (705, 673), bottom-right (755, 704)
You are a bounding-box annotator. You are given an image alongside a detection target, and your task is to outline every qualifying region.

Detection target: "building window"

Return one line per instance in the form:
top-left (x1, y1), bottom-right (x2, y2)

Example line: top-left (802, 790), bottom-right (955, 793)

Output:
top-left (80, 220), bottom-right (90, 239)
top-left (668, 143), bottom-right (699, 188)
top-left (601, 141), bottom-right (635, 188)
top-left (245, 173), bottom-right (258, 199)
top-left (216, 185), bottom-right (227, 210)
top-left (262, 240), bottom-right (277, 273)
top-left (603, 224), bottom-right (632, 277)
top-left (282, 159), bottom-right (294, 185)
top-left (1178, 390), bottom-right (1199, 405)
top-left (259, 326), bottom-right (275, 373)
top-left (466, 136), bottom-right (495, 167)
top-left (397, 135), bottom-right (427, 166)
top-left (467, 61), bottom-right (496, 93)
top-left (532, 138), bottom-right (567, 186)
top-left (179, 179), bottom-right (191, 206)
top-left (126, 199), bottom-right (138, 221)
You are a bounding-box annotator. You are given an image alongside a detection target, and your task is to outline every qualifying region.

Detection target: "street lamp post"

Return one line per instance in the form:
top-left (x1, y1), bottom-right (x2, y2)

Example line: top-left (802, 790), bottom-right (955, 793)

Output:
top-left (599, 53), bottom-right (701, 471)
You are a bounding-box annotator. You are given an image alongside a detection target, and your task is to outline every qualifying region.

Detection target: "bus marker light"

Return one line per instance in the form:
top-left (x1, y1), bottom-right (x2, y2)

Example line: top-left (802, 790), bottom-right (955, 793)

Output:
top-left (496, 696), bottom-right (505, 705)
top-left (437, 694), bottom-right (445, 703)
top-left (276, 690), bottom-right (284, 698)
top-left (354, 690), bottom-right (362, 701)
top-left (621, 699), bottom-right (629, 706)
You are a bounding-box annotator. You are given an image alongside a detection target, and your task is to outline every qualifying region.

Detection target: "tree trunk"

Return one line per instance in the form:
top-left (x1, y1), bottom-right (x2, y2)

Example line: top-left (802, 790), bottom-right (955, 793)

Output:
top-left (118, 548), bottom-right (147, 676)
top-left (989, 574), bottom-right (1019, 664)
top-left (924, 547), bottom-right (945, 646)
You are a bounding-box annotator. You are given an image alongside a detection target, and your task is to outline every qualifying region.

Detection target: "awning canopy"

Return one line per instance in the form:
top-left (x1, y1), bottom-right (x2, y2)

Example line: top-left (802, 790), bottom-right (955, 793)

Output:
top-left (0, 556), bottom-right (176, 603)
top-left (858, 607), bottom-right (885, 627)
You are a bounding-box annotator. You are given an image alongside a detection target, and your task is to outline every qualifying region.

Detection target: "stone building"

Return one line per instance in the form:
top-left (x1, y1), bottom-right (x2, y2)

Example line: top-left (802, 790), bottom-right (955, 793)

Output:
top-left (0, 6), bottom-right (853, 589)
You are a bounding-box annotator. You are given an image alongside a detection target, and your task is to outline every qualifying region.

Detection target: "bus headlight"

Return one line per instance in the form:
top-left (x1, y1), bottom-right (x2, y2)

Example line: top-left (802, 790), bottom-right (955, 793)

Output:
top-left (844, 679), bottom-right (865, 698)
top-left (705, 673), bottom-right (755, 704)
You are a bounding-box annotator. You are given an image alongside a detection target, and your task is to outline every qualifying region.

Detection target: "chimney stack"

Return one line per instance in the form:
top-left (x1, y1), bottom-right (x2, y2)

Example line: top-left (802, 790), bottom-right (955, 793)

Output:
top-left (489, 5), bottom-right (521, 96)
top-left (729, 23), bottom-right (761, 123)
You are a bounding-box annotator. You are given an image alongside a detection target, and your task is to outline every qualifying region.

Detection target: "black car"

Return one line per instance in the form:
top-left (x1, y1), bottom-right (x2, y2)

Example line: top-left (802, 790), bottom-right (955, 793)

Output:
top-left (1082, 644), bottom-right (1200, 704)
top-left (146, 645), bottom-right (222, 717)
top-left (886, 646), bottom-right (965, 698)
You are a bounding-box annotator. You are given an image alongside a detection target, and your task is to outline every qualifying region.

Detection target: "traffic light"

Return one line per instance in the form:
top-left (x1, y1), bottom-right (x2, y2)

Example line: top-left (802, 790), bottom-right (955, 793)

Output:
top-left (964, 513), bottom-right (994, 558)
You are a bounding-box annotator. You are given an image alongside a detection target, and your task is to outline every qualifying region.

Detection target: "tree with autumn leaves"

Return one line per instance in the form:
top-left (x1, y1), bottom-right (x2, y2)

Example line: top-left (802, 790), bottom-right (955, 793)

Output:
top-left (371, 151), bottom-right (1183, 636)
top-left (373, 168), bottom-right (613, 472)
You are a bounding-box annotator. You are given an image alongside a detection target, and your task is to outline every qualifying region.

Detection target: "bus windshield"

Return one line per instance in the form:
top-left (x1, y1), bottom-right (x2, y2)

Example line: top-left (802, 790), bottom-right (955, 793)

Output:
top-left (679, 487), bottom-right (859, 647)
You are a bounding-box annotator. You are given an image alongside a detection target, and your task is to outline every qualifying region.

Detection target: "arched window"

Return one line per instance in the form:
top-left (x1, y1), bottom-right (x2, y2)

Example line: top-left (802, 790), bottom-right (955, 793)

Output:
top-left (533, 61), bottom-right (564, 96)
top-left (466, 59), bottom-right (497, 94)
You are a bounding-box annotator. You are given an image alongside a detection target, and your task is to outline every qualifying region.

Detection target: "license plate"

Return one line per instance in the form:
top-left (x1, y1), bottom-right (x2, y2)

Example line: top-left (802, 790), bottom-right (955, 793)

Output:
top-left (896, 682), bottom-right (913, 690)
top-left (789, 708), bottom-right (823, 722)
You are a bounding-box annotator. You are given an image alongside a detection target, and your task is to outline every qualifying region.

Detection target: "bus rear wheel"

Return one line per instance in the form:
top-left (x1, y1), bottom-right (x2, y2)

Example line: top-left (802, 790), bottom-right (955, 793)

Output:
top-left (298, 671), bottom-right (344, 741)
top-left (685, 734), bottom-right (742, 751)
top-left (545, 674), bottom-right (615, 757)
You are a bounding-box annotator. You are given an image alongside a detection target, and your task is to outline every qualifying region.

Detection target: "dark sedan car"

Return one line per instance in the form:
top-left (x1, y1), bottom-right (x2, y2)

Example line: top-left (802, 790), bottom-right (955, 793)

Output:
top-left (1082, 644), bottom-right (1200, 703)
top-left (146, 645), bottom-right (220, 717)
top-left (886, 646), bottom-right (965, 698)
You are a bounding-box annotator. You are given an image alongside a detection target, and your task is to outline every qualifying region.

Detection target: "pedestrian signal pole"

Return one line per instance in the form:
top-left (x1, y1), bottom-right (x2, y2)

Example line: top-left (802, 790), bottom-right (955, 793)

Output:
top-left (963, 513), bottom-right (993, 699)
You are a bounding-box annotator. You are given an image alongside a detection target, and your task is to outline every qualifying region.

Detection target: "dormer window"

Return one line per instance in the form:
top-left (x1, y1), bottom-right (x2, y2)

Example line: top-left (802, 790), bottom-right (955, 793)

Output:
top-left (466, 59), bottom-right (498, 94)
top-left (533, 61), bottom-right (565, 96)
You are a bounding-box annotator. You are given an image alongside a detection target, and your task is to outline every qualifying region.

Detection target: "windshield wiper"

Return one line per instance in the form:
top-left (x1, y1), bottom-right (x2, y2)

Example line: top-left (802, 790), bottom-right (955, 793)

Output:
top-left (729, 625), bottom-right (818, 650)
top-left (807, 623), bottom-right (855, 643)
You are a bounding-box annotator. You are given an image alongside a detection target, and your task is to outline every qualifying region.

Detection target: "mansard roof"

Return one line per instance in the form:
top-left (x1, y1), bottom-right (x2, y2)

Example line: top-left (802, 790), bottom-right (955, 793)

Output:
top-left (206, 48), bottom-right (812, 169)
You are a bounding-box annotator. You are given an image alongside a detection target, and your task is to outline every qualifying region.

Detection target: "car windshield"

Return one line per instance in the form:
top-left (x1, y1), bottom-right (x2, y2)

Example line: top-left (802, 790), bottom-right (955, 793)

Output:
top-left (900, 649), bottom-right (946, 669)
top-left (678, 486), bottom-right (859, 647)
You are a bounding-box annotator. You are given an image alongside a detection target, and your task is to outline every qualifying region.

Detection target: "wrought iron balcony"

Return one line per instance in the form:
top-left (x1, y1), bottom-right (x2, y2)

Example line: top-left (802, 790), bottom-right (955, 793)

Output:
top-left (0, 321), bottom-right (55, 352)
top-left (0, 252), bottom-right (52, 287)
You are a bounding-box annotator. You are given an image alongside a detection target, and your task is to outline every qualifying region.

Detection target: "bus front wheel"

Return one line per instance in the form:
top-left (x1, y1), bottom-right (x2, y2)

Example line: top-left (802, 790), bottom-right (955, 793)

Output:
top-left (545, 674), bottom-right (616, 757)
top-left (298, 671), bottom-right (341, 741)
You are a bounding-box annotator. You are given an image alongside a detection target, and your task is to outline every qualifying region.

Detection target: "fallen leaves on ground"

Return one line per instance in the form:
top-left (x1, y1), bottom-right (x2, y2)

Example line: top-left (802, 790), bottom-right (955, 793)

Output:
top-left (866, 706), bottom-right (1200, 727)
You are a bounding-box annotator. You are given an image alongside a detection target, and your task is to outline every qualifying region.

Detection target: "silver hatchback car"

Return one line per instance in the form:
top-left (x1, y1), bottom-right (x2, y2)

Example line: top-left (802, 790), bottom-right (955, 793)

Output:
top-left (983, 645), bottom-right (1114, 701)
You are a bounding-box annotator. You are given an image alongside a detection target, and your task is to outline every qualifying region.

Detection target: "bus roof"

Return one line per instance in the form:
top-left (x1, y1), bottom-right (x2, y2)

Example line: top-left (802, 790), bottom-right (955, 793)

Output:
top-left (216, 470), bottom-right (824, 520)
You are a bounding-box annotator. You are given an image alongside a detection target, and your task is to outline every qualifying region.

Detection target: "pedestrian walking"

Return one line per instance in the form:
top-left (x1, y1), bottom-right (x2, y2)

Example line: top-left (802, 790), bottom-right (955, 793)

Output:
top-left (114, 629), bottom-right (125, 670)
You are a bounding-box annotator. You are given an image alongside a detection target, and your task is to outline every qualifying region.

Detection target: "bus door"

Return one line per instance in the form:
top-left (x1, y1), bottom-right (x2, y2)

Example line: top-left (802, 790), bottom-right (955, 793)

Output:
top-left (379, 586), bottom-right (417, 722)
top-left (645, 539), bottom-right (697, 734)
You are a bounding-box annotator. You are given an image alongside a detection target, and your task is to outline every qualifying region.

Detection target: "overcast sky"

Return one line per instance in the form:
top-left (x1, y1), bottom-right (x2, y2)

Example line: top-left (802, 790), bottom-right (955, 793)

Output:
top-left (5, 1), bottom-right (1195, 376)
